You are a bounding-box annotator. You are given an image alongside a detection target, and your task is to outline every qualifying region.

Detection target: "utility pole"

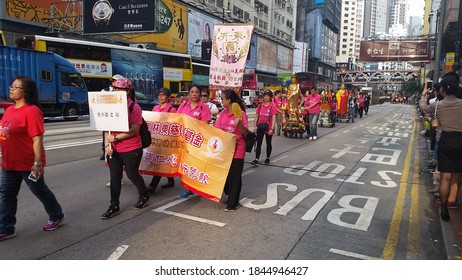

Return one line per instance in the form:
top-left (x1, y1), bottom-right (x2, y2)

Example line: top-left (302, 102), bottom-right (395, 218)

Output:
top-left (433, 0), bottom-right (446, 82)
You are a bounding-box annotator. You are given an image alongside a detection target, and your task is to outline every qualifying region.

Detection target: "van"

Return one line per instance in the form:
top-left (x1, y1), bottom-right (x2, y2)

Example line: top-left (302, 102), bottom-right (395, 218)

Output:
top-left (242, 89), bottom-right (259, 108)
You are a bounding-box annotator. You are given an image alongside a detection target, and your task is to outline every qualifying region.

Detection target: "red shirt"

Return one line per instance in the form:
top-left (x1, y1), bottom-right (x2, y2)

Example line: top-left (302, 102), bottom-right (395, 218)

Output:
top-left (152, 103), bottom-right (177, 113)
top-left (0, 104), bottom-right (46, 171)
top-left (177, 100), bottom-right (212, 122)
top-left (214, 109), bottom-right (248, 159)
top-left (111, 99), bottom-right (142, 153)
top-left (256, 102), bottom-right (277, 133)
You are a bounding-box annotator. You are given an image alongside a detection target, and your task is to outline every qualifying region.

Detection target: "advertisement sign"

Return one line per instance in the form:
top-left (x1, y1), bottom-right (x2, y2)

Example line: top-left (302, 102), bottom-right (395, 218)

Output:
top-left (359, 40), bottom-right (431, 62)
top-left (277, 45), bottom-right (293, 73)
top-left (128, 0), bottom-right (187, 53)
top-left (256, 36), bottom-right (277, 73)
top-left (209, 24), bottom-right (254, 89)
top-left (139, 111), bottom-right (236, 202)
top-left (83, 0), bottom-right (156, 34)
top-left (88, 91), bottom-right (129, 132)
top-left (187, 9), bottom-right (219, 60)
top-left (69, 59), bottom-right (113, 79)
top-left (5, 0), bottom-right (71, 27)
top-left (246, 35), bottom-right (257, 69)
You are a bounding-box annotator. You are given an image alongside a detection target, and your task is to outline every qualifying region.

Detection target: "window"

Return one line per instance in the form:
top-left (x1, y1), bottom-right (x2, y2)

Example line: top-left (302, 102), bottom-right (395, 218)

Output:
top-left (41, 70), bottom-right (52, 81)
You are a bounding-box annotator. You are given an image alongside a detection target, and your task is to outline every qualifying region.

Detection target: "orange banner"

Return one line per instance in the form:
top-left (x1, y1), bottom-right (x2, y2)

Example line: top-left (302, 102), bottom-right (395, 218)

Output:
top-left (139, 111), bottom-right (236, 202)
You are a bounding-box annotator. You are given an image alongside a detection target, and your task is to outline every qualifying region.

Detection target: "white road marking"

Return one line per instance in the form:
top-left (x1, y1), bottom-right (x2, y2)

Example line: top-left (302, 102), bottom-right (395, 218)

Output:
top-left (153, 197), bottom-right (226, 227)
top-left (45, 139), bottom-right (102, 150)
top-left (353, 126), bottom-right (358, 129)
top-left (107, 245), bottom-right (129, 260)
top-left (272, 155), bottom-right (288, 162)
top-left (343, 130), bottom-right (349, 133)
top-left (329, 248), bottom-right (380, 260)
top-left (242, 170), bottom-right (256, 177)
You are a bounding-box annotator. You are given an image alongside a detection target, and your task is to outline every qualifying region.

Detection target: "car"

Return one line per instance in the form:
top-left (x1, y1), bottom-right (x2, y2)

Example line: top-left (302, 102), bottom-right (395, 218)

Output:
top-left (0, 101), bottom-right (14, 119)
top-left (135, 92), bottom-right (158, 111)
top-left (252, 94), bottom-right (265, 108)
top-left (170, 91), bottom-right (189, 107)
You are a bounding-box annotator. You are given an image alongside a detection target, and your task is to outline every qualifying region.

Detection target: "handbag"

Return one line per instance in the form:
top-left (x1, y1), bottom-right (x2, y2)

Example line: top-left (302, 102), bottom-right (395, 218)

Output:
top-left (245, 131), bottom-right (257, 153)
top-left (431, 101), bottom-right (440, 128)
top-left (257, 122), bottom-right (269, 132)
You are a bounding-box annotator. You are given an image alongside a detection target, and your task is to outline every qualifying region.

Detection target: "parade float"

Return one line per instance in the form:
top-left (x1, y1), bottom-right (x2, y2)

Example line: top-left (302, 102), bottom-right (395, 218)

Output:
top-left (282, 73), bottom-right (305, 138)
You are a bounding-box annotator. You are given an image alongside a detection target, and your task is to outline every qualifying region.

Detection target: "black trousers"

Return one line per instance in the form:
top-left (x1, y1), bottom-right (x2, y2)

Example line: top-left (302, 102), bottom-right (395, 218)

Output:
top-left (150, 176), bottom-right (174, 187)
top-left (255, 130), bottom-right (273, 159)
top-left (107, 147), bottom-right (148, 206)
top-left (224, 158), bottom-right (244, 208)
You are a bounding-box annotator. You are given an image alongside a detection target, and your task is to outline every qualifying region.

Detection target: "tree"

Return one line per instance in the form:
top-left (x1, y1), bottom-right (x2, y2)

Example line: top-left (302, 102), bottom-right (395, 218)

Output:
top-left (401, 80), bottom-right (421, 97)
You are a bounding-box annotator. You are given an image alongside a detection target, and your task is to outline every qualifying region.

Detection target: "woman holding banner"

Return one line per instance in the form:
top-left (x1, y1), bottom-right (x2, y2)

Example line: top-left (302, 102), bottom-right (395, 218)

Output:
top-left (176, 84), bottom-right (212, 199)
top-left (102, 78), bottom-right (150, 220)
top-left (214, 89), bottom-right (249, 211)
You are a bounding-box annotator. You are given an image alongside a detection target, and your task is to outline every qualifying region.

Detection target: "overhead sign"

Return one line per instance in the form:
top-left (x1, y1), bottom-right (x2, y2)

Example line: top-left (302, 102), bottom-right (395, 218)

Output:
top-left (83, 0), bottom-right (156, 34)
top-left (359, 40), bottom-right (430, 62)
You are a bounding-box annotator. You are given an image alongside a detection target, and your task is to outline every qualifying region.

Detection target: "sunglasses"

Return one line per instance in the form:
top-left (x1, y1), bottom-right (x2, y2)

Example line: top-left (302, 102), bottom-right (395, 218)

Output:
top-left (201, 95), bottom-right (208, 97)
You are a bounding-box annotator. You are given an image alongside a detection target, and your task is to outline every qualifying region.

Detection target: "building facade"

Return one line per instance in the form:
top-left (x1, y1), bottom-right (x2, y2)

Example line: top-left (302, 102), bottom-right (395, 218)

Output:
top-left (336, 0), bottom-right (365, 65)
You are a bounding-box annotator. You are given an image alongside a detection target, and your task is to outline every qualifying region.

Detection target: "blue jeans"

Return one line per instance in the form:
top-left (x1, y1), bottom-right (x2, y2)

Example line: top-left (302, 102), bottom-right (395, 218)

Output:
top-left (0, 169), bottom-right (63, 234)
top-left (349, 107), bottom-right (356, 122)
top-left (309, 113), bottom-right (320, 137)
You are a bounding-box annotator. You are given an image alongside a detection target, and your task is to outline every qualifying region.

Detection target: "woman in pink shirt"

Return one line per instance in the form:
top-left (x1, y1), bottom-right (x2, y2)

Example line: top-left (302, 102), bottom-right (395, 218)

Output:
top-left (304, 87), bottom-right (321, 140)
top-left (148, 87), bottom-right (177, 193)
top-left (214, 90), bottom-right (249, 211)
top-left (103, 78), bottom-right (150, 219)
top-left (176, 84), bottom-right (212, 198)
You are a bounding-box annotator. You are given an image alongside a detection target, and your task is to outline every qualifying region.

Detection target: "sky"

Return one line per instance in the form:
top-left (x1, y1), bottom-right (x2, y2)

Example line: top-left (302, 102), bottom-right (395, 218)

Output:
top-left (408, 0), bottom-right (425, 17)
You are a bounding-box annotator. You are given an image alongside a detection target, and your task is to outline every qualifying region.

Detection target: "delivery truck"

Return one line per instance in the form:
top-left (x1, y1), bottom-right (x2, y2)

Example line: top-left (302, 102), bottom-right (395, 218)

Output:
top-left (0, 45), bottom-right (88, 119)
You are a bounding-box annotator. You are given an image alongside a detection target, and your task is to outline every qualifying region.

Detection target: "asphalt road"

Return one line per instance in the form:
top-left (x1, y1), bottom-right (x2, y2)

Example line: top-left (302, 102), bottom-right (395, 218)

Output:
top-left (0, 104), bottom-right (445, 260)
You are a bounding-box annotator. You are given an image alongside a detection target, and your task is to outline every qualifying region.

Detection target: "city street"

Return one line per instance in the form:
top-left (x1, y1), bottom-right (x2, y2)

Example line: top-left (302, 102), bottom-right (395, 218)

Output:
top-left (0, 103), bottom-right (445, 260)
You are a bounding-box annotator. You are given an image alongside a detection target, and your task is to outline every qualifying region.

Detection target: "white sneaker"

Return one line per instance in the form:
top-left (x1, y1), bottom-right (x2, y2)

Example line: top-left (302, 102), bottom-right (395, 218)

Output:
top-left (106, 179), bottom-right (125, 187)
top-left (313, 136), bottom-right (317, 140)
top-left (308, 137), bottom-right (313, 140)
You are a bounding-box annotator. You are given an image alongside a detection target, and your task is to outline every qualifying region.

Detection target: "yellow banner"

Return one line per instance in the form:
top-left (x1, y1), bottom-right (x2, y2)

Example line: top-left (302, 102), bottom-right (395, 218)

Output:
top-left (139, 111), bottom-right (236, 202)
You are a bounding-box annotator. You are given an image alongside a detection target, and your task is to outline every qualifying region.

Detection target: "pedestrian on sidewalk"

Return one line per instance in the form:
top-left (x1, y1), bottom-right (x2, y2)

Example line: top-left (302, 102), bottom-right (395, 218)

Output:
top-left (419, 74), bottom-right (462, 221)
top-left (176, 84), bottom-right (212, 199)
top-left (102, 78), bottom-right (151, 219)
top-left (0, 76), bottom-right (65, 241)
top-left (251, 90), bottom-right (277, 165)
top-left (214, 90), bottom-right (249, 211)
top-left (148, 88), bottom-right (176, 193)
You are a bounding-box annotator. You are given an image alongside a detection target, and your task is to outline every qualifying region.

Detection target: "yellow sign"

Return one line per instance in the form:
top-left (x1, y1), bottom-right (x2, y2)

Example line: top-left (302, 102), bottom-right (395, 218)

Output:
top-left (139, 111), bottom-right (236, 202)
top-left (128, 0), bottom-right (187, 53)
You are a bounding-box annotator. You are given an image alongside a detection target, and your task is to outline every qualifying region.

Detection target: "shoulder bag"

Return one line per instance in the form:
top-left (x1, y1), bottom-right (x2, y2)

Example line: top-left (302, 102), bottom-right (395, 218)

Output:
top-left (431, 101), bottom-right (440, 128)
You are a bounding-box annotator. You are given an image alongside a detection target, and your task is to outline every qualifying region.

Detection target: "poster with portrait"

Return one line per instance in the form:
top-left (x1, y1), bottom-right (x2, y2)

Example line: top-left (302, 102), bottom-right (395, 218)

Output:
top-left (187, 9), bottom-right (220, 60)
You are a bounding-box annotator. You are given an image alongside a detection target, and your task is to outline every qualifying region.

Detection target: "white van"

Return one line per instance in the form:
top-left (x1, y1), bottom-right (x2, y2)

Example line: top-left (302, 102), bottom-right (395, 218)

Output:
top-left (242, 89), bottom-right (259, 108)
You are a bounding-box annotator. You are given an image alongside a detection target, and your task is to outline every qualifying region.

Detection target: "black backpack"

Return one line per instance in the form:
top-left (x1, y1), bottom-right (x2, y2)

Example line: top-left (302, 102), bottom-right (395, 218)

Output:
top-left (129, 102), bottom-right (152, 148)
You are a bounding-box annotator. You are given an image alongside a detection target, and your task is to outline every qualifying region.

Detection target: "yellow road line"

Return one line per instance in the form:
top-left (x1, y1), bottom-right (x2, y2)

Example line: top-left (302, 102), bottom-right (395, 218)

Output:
top-left (381, 118), bottom-right (416, 260)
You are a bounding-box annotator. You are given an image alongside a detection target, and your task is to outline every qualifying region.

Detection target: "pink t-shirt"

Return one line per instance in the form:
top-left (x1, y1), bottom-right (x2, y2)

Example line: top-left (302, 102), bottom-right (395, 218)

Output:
top-left (177, 100), bottom-right (212, 122)
top-left (214, 108), bottom-right (248, 159)
top-left (273, 96), bottom-right (282, 111)
top-left (305, 93), bottom-right (321, 114)
top-left (111, 99), bottom-right (142, 153)
top-left (152, 103), bottom-right (177, 113)
top-left (0, 104), bottom-right (46, 171)
top-left (256, 102), bottom-right (277, 132)
top-left (330, 101), bottom-right (338, 112)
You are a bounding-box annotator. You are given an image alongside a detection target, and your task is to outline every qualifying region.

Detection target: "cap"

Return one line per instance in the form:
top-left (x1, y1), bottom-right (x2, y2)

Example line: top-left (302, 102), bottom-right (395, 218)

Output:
top-left (111, 74), bottom-right (124, 81)
top-left (158, 87), bottom-right (172, 96)
top-left (263, 90), bottom-right (273, 98)
top-left (112, 77), bottom-right (132, 89)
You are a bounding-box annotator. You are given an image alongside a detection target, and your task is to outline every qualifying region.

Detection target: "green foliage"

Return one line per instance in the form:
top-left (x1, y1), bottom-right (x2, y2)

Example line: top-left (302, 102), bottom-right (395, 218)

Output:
top-left (401, 80), bottom-right (422, 96)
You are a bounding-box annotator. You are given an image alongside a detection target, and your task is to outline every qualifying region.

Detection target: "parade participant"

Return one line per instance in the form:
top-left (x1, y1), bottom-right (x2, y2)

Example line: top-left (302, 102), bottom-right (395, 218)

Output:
top-left (273, 90), bottom-right (283, 135)
top-left (102, 78), bottom-right (151, 219)
top-left (330, 96), bottom-right (338, 126)
top-left (364, 93), bottom-right (371, 115)
top-left (348, 91), bottom-right (358, 123)
top-left (148, 87), bottom-right (177, 193)
top-left (0, 76), bottom-right (65, 241)
top-left (357, 93), bottom-right (365, 118)
top-left (201, 89), bottom-right (219, 124)
top-left (251, 90), bottom-right (278, 165)
top-left (337, 85), bottom-right (349, 119)
top-left (420, 74), bottom-right (462, 221)
top-left (176, 84), bottom-right (212, 199)
top-left (304, 87), bottom-right (321, 140)
top-left (214, 90), bottom-right (249, 211)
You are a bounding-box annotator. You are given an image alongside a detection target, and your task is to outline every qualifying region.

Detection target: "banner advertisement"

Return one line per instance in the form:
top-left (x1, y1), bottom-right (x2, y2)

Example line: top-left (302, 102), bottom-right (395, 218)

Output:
top-left (70, 59), bottom-right (113, 79)
top-left (88, 91), bottom-right (129, 132)
top-left (187, 9), bottom-right (219, 60)
top-left (256, 36), bottom-right (277, 73)
top-left (140, 111), bottom-right (236, 202)
top-left (128, 0), bottom-right (188, 52)
top-left (5, 0), bottom-right (70, 27)
top-left (359, 40), bottom-right (431, 62)
top-left (209, 24), bottom-right (254, 89)
top-left (83, 0), bottom-right (156, 34)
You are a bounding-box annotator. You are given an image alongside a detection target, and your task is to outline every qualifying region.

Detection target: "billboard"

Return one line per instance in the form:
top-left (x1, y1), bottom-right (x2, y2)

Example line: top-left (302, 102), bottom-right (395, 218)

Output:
top-left (127, 0), bottom-right (188, 52)
top-left (277, 45), bottom-right (293, 73)
top-left (359, 40), bottom-right (431, 62)
top-left (83, 0), bottom-right (156, 34)
top-left (187, 9), bottom-right (220, 60)
top-left (5, 0), bottom-right (74, 27)
top-left (256, 36), bottom-right (277, 73)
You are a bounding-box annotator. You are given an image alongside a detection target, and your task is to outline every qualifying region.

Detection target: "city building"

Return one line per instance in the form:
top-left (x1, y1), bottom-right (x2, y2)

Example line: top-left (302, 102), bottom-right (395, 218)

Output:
top-left (387, 0), bottom-right (409, 36)
top-left (363, 0), bottom-right (388, 37)
top-left (336, 0), bottom-right (365, 66)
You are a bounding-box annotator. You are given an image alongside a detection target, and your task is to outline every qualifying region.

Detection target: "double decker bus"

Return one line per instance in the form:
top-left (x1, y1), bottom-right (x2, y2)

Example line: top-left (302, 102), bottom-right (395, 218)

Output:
top-left (296, 72), bottom-right (333, 94)
top-left (15, 35), bottom-right (193, 97)
top-left (242, 72), bottom-right (283, 91)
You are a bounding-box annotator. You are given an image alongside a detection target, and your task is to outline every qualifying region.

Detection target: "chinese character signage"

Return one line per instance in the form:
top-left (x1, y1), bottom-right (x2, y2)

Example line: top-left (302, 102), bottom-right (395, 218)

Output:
top-left (359, 40), bottom-right (430, 62)
top-left (83, 0), bottom-right (156, 34)
top-left (139, 111), bottom-right (236, 202)
top-left (88, 91), bottom-right (130, 132)
top-left (209, 24), bottom-right (254, 89)
top-left (70, 59), bottom-right (113, 79)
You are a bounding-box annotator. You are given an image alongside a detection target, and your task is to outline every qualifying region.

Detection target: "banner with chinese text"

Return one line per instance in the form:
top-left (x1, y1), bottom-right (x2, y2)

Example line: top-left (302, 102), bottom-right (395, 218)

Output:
top-left (139, 111), bottom-right (236, 202)
top-left (209, 24), bottom-right (254, 90)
